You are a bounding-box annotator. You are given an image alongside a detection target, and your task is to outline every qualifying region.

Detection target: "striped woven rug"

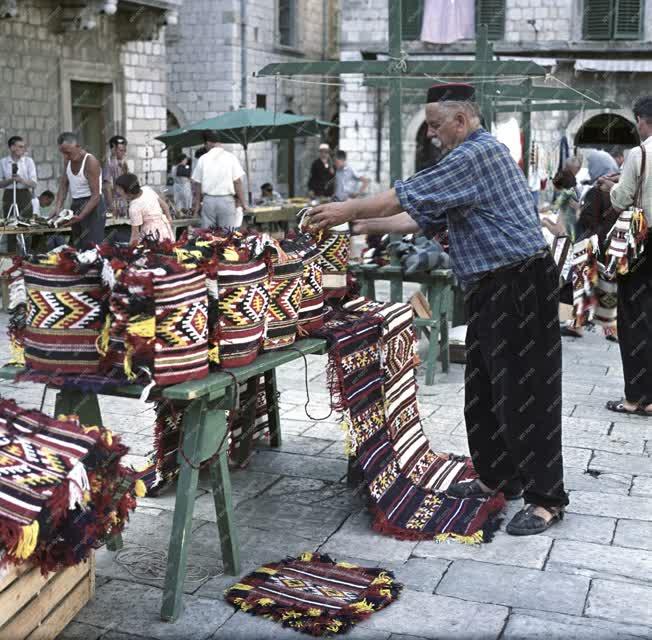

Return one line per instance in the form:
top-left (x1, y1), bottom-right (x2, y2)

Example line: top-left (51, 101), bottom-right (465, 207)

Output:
top-left (319, 298), bottom-right (504, 543)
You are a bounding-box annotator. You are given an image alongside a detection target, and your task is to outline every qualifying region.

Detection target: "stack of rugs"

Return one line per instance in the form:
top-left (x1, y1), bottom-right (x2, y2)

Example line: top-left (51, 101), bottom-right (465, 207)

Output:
top-left (3, 227), bottom-right (344, 494)
top-left (317, 297), bottom-right (505, 544)
top-left (0, 398), bottom-right (142, 575)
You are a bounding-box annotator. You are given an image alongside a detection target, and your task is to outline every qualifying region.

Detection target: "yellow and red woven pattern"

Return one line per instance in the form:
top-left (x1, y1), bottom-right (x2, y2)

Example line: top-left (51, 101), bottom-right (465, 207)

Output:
top-left (225, 552), bottom-right (402, 636)
top-left (22, 259), bottom-right (104, 375)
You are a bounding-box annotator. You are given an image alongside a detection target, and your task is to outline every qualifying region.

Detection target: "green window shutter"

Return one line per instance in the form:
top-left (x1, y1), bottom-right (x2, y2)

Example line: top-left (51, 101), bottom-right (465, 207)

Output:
top-left (583, 0), bottom-right (615, 39)
top-left (614, 0), bottom-right (642, 38)
top-left (402, 0), bottom-right (424, 41)
top-left (476, 0), bottom-right (506, 40)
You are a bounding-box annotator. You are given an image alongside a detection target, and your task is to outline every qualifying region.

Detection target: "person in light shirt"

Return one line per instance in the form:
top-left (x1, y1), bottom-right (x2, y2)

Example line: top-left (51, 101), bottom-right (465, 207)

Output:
top-left (0, 136), bottom-right (37, 221)
top-left (191, 131), bottom-right (247, 229)
top-left (599, 95), bottom-right (652, 417)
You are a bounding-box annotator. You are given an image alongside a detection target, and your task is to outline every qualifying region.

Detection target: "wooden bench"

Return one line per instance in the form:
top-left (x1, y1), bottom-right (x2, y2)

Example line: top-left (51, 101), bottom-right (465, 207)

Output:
top-left (350, 264), bottom-right (454, 385)
top-left (0, 337), bottom-right (328, 622)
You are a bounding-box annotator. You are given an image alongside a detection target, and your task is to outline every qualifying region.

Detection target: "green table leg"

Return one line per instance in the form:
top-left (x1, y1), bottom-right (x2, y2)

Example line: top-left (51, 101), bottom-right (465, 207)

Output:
top-left (207, 409), bottom-right (240, 575)
top-left (265, 370), bottom-right (282, 448)
top-left (54, 389), bottom-right (103, 425)
top-left (161, 399), bottom-right (206, 622)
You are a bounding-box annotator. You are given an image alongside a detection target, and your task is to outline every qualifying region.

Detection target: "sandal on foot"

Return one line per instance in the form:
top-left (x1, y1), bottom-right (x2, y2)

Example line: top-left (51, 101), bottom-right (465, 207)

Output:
top-left (605, 400), bottom-right (652, 417)
top-left (506, 504), bottom-right (564, 536)
top-left (446, 478), bottom-right (523, 501)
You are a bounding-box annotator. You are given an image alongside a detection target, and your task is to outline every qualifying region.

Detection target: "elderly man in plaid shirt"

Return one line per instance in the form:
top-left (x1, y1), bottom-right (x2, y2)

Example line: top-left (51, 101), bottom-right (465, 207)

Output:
top-left (310, 83), bottom-right (567, 536)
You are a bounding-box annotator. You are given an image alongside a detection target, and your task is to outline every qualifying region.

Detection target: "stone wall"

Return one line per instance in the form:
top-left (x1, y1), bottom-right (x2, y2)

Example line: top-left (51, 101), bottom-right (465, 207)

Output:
top-left (338, 0), bottom-right (650, 189)
top-left (0, 0), bottom-right (169, 197)
top-left (166, 0), bottom-right (335, 198)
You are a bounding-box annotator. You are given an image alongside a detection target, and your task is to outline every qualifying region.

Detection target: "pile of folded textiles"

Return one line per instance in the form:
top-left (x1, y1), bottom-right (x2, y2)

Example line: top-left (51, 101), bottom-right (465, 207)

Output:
top-left (0, 398), bottom-right (142, 575)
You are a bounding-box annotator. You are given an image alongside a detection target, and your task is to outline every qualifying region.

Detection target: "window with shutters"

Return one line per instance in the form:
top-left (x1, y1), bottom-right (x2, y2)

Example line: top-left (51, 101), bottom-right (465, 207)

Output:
top-left (402, 0), bottom-right (424, 40)
top-left (476, 0), bottom-right (506, 40)
top-left (583, 0), bottom-right (643, 39)
top-left (402, 0), bottom-right (505, 41)
top-left (278, 0), bottom-right (297, 47)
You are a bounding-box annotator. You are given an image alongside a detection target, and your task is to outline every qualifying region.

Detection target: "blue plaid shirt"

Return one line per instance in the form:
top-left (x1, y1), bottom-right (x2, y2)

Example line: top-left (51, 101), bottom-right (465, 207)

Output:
top-left (395, 128), bottom-right (546, 286)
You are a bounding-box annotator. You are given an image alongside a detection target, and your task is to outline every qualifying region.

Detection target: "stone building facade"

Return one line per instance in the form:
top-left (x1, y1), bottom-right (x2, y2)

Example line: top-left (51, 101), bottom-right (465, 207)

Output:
top-left (0, 0), bottom-right (181, 196)
top-left (339, 0), bottom-right (652, 190)
top-left (166, 0), bottom-right (339, 199)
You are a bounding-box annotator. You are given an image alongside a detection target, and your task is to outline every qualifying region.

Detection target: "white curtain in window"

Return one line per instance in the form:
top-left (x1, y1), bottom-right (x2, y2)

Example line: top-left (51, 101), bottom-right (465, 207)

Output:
top-left (420, 0), bottom-right (475, 44)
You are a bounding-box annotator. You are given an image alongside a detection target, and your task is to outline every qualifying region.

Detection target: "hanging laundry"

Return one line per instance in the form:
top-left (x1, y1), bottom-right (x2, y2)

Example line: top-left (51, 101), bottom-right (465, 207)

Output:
top-left (420, 0), bottom-right (475, 44)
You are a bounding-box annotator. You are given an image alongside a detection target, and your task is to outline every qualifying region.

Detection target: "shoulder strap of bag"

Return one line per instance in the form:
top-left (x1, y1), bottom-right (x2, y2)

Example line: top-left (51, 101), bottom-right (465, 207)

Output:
top-left (633, 144), bottom-right (646, 209)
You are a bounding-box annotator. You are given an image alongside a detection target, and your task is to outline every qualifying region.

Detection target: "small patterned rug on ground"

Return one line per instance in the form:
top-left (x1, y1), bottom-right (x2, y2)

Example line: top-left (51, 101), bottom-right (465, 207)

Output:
top-left (224, 552), bottom-right (402, 636)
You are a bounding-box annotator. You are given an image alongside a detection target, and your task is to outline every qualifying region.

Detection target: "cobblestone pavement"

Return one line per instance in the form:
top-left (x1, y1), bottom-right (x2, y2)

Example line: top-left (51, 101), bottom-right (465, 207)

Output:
top-left (1, 314), bottom-right (651, 640)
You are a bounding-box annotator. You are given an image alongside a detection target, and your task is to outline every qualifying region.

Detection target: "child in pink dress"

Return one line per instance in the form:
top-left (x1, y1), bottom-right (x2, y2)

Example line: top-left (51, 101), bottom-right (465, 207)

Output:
top-left (114, 173), bottom-right (175, 246)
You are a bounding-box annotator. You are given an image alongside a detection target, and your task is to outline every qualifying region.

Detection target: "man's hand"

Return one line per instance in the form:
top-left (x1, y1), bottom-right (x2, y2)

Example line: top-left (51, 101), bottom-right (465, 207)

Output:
top-left (308, 201), bottom-right (354, 230)
top-left (11, 175), bottom-right (23, 184)
top-left (60, 215), bottom-right (82, 227)
top-left (351, 220), bottom-right (367, 235)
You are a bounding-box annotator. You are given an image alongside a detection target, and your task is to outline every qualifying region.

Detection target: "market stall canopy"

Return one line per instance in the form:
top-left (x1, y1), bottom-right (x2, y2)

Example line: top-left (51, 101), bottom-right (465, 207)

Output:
top-left (156, 109), bottom-right (336, 149)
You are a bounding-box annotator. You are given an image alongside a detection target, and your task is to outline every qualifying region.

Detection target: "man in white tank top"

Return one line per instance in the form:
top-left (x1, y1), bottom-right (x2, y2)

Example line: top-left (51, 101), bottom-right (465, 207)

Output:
top-left (52, 131), bottom-right (106, 249)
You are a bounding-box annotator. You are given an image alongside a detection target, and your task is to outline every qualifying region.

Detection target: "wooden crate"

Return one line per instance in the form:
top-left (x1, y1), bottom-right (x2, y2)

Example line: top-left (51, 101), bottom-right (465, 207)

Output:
top-left (0, 553), bottom-right (95, 640)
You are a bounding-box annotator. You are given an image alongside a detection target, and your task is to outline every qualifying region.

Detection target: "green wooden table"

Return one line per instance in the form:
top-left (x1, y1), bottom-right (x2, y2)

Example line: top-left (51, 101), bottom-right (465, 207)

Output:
top-left (350, 264), bottom-right (454, 385)
top-left (0, 338), bottom-right (328, 621)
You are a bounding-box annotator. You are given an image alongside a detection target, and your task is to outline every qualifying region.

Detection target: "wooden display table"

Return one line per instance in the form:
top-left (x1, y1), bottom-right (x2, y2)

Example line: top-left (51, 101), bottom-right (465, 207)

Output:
top-left (0, 338), bottom-right (327, 622)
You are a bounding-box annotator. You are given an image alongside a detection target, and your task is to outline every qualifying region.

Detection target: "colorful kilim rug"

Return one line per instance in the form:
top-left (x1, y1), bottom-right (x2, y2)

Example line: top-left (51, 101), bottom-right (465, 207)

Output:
top-left (103, 261), bottom-right (209, 386)
top-left (0, 398), bottom-right (141, 572)
top-left (569, 236), bottom-right (599, 328)
top-left (594, 263), bottom-right (618, 337)
top-left (318, 229), bottom-right (350, 299)
top-left (317, 299), bottom-right (504, 543)
top-left (263, 239), bottom-right (303, 352)
top-left (208, 257), bottom-right (270, 368)
top-left (294, 233), bottom-right (325, 334)
top-left (21, 257), bottom-right (105, 375)
top-left (605, 207), bottom-right (648, 276)
top-left (225, 552), bottom-right (402, 636)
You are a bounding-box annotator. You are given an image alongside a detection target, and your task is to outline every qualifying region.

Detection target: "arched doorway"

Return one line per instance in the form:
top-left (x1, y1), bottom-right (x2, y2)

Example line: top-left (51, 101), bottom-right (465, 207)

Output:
top-left (574, 113), bottom-right (640, 150)
top-left (415, 121), bottom-right (443, 172)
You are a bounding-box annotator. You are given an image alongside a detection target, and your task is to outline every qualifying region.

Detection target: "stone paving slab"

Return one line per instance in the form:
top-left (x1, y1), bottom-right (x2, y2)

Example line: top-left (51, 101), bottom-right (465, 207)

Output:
top-left (502, 613), bottom-right (645, 640)
top-left (509, 608), bottom-right (652, 640)
top-left (589, 451), bottom-right (652, 477)
top-left (246, 449), bottom-right (348, 482)
top-left (76, 579), bottom-right (234, 639)
top-left (563, 468), bottom-right (632, 496)
top-left (414, 531), bottom-right (553, 570)
top-left (357, 589), bottom-right (508, 639)
top-left (382, 557), bottom-right (451, 593)
top-left (612, 519), bottom-right (652, 551)
top-left (631, 475), bottom-right (652, 496)
top-left (567, 490), bottom-right (652, 520)
top-left (586, 579), bottom-right (652, 627)
top-left (436, 559), bottom-right (590, 615)
top-left (320, 510), bottom-right (419, 563)
top-left (547, 539), bottom-right (652, 584)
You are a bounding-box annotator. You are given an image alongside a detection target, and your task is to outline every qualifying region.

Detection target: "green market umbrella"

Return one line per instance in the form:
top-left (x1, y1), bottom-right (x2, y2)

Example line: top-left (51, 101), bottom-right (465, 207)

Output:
top-left (156, 109), bottom-right (336, 202)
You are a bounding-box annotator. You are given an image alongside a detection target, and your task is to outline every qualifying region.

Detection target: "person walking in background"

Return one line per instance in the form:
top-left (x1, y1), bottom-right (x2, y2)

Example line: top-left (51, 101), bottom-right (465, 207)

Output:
top-left (552, 168), bottom-right (580, 241)
top-left (333, 150), bottom-right (369, 202)
top-left (308, 143), bottom-right (335, 198)
top-left (192, 131), bottom-right (246, 229)
top-left (52, 132), bottom-right (105, 249)
top-left (171, 154), bottom-right (192, 213)
top-left (611, 147), bottom-right (625, 171)
top-left (102, 135), bottom-right (129, 219)
top-left (114, 173), bottom-right (174, 246)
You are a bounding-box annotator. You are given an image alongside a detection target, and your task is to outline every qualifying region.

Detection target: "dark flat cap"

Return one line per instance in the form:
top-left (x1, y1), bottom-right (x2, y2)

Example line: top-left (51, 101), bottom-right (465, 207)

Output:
top-left (426, 83), bottom-right (475, 104)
